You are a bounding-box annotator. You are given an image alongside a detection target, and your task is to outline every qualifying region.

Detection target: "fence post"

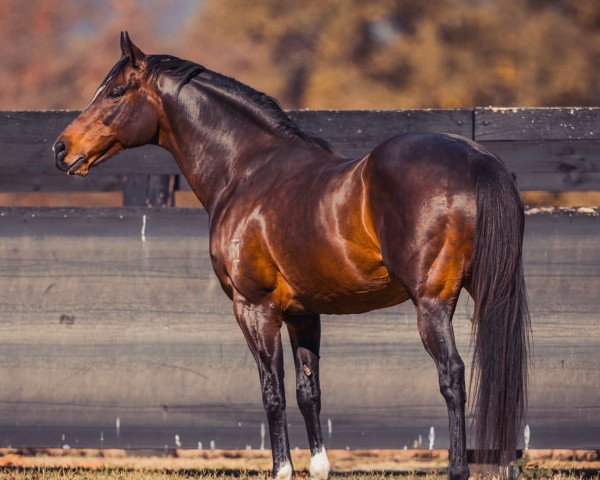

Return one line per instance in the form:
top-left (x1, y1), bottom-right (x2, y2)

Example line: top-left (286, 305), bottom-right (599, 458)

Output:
top-left (122, 174), bottom-right (176, 207)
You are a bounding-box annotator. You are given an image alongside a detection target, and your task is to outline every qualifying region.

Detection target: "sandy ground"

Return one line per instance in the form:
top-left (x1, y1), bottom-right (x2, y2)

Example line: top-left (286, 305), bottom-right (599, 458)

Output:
top-left (0, 448), bottom-right (598, 474)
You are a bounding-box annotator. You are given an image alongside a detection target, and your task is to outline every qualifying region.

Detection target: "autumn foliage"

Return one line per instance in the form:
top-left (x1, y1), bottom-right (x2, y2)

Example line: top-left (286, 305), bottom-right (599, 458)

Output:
top-left (1, 0), bottom-right (599, 111)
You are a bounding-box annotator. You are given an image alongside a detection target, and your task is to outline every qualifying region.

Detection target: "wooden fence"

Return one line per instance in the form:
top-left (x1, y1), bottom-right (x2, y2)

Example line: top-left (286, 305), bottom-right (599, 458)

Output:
top-left (0, 109), bottom-right (598, 451)
top-left (1, 108), bottom-right (599, 203)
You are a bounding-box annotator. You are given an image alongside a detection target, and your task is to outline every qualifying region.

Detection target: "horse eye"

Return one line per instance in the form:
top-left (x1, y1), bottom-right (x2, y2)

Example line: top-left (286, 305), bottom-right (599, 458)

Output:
top-left (107, 86), bottom-right (125, 99)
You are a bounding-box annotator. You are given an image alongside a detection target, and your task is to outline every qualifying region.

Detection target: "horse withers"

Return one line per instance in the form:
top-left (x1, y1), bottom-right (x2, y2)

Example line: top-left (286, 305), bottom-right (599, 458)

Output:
top-left (53, 32), bottom-right (529, 480)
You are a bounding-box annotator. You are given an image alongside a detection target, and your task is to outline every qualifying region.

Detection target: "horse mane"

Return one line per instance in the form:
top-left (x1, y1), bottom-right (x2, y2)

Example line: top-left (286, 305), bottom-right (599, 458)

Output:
top-left (145, 55), bottom-right (333, 152)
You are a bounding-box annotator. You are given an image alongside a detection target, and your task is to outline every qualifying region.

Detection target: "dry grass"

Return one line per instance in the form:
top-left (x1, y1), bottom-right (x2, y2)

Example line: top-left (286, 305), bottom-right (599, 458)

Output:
top-left (0, 469), bottom-right (598, 480)
top-left (0, 470), bottom-right (442, 480)
top-left (1, 450), bottom-right (598, 480)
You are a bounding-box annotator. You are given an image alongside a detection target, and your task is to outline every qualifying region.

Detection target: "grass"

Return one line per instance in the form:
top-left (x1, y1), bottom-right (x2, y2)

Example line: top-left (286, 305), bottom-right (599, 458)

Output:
top-left (0, 471), bottom-right (445, 480)
top-left (0, 469), bottom-right (598, 480)
top-left (0, 471), bottom-right (429, 480)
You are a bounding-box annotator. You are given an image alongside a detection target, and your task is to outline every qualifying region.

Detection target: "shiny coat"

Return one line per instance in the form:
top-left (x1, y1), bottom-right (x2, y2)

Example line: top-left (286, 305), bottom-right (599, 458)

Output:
top-left (54, 33), bottom-right (530, 480)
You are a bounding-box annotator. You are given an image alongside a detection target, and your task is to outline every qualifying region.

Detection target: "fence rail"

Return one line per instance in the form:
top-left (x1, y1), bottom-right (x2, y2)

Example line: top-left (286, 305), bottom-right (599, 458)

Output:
top-left (1, 108), bottom-right (599, 204)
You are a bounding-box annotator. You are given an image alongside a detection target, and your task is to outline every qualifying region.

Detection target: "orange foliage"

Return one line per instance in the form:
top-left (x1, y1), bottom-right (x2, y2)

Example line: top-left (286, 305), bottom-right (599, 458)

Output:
top-left (0, 0), bottom-right (599, 110)
top-left (183, 0), bottom-right (600, 109)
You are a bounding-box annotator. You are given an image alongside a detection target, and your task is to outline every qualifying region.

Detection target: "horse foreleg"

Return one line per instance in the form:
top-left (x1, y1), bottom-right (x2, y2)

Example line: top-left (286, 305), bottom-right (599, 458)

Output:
top-left (233, 296), bottom-right (292, 479)
top-left (285, 313), bottom-right (330, 480)
top-left (416, 297), bottom-right (469, 480)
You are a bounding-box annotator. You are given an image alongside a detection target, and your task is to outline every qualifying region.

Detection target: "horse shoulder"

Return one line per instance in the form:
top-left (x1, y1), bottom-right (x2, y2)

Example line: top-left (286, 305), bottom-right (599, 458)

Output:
top-left (209, 202), bottom-right (298, 309)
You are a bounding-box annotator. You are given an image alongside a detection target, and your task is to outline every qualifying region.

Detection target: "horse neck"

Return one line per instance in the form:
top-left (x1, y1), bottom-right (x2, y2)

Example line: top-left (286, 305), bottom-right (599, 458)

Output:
top-left (155, 77), bottom-right (282, 214)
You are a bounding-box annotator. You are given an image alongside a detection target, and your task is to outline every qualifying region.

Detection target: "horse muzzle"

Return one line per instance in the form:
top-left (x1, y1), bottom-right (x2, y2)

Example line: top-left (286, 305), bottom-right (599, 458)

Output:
top-left (53, 139), bottom-right (87, 175)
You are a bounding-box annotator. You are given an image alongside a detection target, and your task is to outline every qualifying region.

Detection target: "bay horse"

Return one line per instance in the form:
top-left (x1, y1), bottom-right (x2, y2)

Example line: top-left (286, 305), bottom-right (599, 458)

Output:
top-left (53, 32), bottom-right (529, 480)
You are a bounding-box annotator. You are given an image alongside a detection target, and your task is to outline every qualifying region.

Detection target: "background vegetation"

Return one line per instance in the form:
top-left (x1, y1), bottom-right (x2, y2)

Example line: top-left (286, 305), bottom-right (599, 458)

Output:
top-left (2, 0), bottom-right (600, 111)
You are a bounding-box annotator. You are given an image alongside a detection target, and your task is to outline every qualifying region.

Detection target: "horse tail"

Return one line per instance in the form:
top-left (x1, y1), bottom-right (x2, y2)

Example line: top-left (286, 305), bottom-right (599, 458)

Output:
top-left (468, 152), bottom-right (531, 464)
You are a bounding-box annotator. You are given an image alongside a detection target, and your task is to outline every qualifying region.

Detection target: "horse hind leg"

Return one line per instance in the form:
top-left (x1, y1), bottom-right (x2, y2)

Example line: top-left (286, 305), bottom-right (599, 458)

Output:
top-left (398, 224), bottom-right (472, 479)
top-left (416, 293), bottom-right (469, 480)
top-left (285, 313), bottom-right (330, 480)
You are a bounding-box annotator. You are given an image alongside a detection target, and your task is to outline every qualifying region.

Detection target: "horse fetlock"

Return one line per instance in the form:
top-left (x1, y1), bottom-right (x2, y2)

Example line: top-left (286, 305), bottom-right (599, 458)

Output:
top-left (448, 464), bottom-right (470, 480)
top-left (274, 461), bottom-right (293, 480)
top-left (309, 448), bottom-right (330, 480)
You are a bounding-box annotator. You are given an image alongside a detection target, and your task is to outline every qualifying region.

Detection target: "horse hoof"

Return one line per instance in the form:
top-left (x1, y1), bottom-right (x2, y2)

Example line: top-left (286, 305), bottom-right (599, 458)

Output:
top-left (448, 465), bottom-right (470, 480)
top-left (309, 448), bottom-right (331, 480)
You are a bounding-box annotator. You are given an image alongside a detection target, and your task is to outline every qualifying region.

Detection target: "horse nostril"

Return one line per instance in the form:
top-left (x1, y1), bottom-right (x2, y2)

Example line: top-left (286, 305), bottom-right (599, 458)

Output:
top-left (53, 140), bottom-right (69, 170)
top-left (54, 141), bottom-right (66, 156)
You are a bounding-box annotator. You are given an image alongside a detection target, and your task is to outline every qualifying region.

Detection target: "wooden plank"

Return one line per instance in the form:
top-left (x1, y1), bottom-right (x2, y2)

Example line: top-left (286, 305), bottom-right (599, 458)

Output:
top-left (0, 111), bottom-right (177, 176)
top-left (0, 111), bottom-right (78, 143)
top-left (0, 140), bottom-right (177, 176)
top-left (2, 108), bottom-right (600, 194)
top-left (479, 141), bottom-right (600, 191)
top-left (177, 140), bottom-right (600, 193)
top-left (0, 110), bottom-right (472, 177)
top-left (289, 109), bottom-right (473, 157)
top-left (0, 173), bottom-right (123, 193)
top-left (0, 207), bottom-right (598, 449)
top-left (475, 107), bottom-right (600, 141)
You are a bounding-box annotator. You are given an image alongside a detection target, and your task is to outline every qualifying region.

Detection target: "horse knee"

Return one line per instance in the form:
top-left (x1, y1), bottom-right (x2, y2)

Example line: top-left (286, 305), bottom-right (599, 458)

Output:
top-left (440, 383), bottom-right (465, 408)
top-left (263, 394), bottom-right (286, 416)
top-left (438, 359), bottom-right (465, 404)
top-left (259, 370), bottom-right (286, 416)
top-left (297, 386), bottom-right (321, 417)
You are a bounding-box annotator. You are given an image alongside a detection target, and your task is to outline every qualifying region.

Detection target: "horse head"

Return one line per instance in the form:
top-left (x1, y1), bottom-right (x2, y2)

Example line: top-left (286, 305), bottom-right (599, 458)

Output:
top-left (53, 32), bottom-right (160, 176)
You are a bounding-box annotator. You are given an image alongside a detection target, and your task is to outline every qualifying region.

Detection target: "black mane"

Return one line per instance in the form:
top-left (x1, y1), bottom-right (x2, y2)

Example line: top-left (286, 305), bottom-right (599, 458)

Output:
top-left (145, 55), bottom-right (332, 152)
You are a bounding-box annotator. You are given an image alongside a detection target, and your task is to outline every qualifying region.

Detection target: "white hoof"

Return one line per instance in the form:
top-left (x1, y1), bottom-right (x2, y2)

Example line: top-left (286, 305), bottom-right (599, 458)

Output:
top-left (309, 448), bottom-right (330, 480)
top-left (275, 461), bottom-right (293, 480)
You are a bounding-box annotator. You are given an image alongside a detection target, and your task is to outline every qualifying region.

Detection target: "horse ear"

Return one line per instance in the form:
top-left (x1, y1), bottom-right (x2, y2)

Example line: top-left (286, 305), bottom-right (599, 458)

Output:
top-left (120, 31), bottom-right (147, 69)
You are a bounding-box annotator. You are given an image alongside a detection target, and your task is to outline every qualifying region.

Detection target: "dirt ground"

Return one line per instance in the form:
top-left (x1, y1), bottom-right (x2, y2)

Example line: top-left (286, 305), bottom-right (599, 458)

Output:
top-left (0, 448), bottom-right (598, 478)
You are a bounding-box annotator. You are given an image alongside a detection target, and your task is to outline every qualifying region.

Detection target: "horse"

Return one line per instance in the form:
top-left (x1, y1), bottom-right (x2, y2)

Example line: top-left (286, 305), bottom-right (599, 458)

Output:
top-left (53, 32), bottom-right (530, 480)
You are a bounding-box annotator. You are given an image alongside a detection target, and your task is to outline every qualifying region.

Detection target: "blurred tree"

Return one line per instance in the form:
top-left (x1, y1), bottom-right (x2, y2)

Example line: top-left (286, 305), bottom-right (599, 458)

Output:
top-left (183, 0), bottom-right (600, 108)
top-left (0, 0), bottom-right (599, 109)
top-left (0, 0), bottom-right (176, 109)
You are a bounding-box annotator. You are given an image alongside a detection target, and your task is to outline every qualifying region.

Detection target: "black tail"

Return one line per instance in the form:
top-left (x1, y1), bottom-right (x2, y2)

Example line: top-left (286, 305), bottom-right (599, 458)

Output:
top-left (469, 154), bottom-right (531, 465)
